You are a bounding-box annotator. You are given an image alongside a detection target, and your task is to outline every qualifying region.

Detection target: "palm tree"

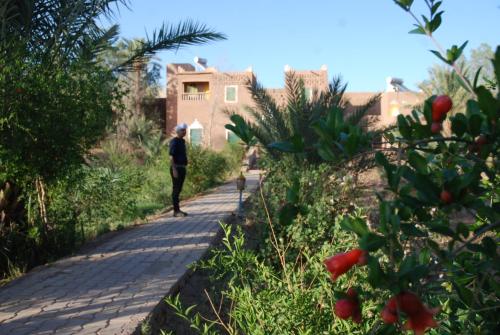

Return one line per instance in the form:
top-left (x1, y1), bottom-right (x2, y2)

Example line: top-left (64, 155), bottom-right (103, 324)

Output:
top-left (0, 1), bottom-right (226, 70)
top-left (0, 0), bottom-right (225, 233)
top-left (233, 72), bottom-right (380, 162)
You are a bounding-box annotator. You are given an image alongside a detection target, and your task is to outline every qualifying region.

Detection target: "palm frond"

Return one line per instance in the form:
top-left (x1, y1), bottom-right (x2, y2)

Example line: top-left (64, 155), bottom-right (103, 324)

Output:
top-left (117, 20), bottom-right (226, 70)
top-left (243, 106), bottom-right (275, 147)
top-left (345, 93), bottom-right (381, 126)
top-left (246, 79), bottom-right (291, 141)
top-left (309, 75), bottom-right (347, 122)
top-left (284, 71), bottom-right (309, 135)
top-left (1, 0), bottom-right (127, 61)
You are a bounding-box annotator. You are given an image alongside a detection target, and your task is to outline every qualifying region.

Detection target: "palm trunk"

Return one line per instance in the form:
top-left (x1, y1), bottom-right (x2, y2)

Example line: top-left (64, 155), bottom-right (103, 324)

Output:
top-left (134, 60), bottom-right (142, 116)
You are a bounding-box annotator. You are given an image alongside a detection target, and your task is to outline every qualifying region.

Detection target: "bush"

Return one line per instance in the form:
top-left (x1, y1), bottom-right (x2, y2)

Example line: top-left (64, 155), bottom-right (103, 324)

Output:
top-left (185, 144), bottom-right (233, 194)
top-left (164, 159), bottom-right (376, 334)
top-left (1, 140), bottom-right (242, 280)
top-left (164, 2), bottom-right (499, 334)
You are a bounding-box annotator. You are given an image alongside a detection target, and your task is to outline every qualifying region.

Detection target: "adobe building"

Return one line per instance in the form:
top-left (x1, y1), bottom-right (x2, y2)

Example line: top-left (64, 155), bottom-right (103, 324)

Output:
top-left (164, 60), bottom-right (422, 150)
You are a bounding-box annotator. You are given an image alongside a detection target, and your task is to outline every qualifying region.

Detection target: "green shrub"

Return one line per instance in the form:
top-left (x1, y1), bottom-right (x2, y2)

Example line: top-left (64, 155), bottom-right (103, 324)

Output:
top-left (185, 144), bottom-right (231, 194)
top-left (164, 159), bottom-right (375, 334)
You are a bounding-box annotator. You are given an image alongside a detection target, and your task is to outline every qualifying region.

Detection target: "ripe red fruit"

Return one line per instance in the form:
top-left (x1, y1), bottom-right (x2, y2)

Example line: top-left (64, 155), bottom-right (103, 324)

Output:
top-left (351, 309), bottom-right (362, 324)
top-left (403, 307), bottom-right (439, 335)
top-left (386, 297), bottom-right (398, 312)
top-left (324, 249), bottom-right (368, 280)
top-left (430, 122), bottom-right (442, 134)
top-left (335, 289), bottom-right (362, 323)
top-left (381, 292), bottom-right (439, 333)
top-left (397, 291), bottom-right (424, 316)
top-left (15, 87), bottom-right (23, 94)
top-left (440, 190), bottom-right (453, 204)
top-left (335, 299), bottom-right (356, 319)
top-left (432, 95), bottom-right (453, 122)
top-left (381, 297), bottom-right (399, 324)
top-left (381, 307), bottom-right (398, 324)
top-left (346, 288), bottom-right (358, 299)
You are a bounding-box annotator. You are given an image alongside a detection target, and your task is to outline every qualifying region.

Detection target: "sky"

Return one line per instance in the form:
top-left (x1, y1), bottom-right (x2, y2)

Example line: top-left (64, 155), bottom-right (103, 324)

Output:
top-left (112, 0), bottom-right (499, 92)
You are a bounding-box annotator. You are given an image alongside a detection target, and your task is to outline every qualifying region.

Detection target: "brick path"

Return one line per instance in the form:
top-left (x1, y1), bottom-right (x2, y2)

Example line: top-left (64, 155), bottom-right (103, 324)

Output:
top-left (0, 171), bottom-right (259, 335)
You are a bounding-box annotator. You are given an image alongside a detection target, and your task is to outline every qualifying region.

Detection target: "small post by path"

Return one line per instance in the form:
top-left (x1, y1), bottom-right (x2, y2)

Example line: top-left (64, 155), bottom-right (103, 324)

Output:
top-left (236, 172), bottom-right (246, 218)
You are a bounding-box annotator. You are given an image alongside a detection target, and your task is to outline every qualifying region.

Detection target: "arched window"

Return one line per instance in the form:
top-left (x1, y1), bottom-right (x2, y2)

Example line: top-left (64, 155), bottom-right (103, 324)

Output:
top-left (189, 119), bottom-right (203, 146)
top-left (226, 129), bottom-right (240, 144)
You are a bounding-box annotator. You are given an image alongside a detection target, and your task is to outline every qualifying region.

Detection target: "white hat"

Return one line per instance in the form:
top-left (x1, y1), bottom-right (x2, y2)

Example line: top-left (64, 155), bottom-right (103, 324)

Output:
top-left (175, 123), bottom-right (188, 132)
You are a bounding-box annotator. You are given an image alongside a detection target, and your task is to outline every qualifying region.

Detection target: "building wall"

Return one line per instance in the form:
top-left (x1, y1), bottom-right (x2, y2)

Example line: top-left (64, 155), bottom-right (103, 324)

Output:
top-left (344, 91), bottom-right (423, 128)
top-left (379, 91), bottom-right (423, 126)
top-left (168, 67), bottom-right (256, 149)
top-left (166, 64), bottom-right (195, 135)
top-left (166, 63), bottom-right (423, 150)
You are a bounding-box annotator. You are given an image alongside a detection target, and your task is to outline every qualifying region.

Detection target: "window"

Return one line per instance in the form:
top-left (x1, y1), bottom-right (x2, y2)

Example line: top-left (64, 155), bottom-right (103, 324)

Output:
top-left (190, 129), bottom-right (203, 145)
top-left (225, 85), bottom-right (238, 103)
top-left (183, 82), bottom-right (209, 93)
top-left (226, 130), bottom-right (240, 144)
top-left (189, 119), bottom-right (203, 146)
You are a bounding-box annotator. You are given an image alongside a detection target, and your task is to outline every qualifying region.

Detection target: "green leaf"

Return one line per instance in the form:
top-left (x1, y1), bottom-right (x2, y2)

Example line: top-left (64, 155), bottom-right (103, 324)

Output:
top-left (427, 223), bottom-right (455, 237)
top-left (450, 41), bottom-right (468, 64)
top-left (456, 223), bottom-right (470, 239)
top-left (268, 134), bottom-right (304, 153)
top-left (466, 99), bottom-right (481, 116)
top-left (394, 0), bottom-right (414, 11)
top-left (286, 178), bottom-right (300, 204)
top-left (278, 203), bottom-right (299, 226)
top-left (453, 282), bottom-right (474, 307)
top-left (430, 50), bottom-right (451, 65)
top-left (475, 86), bottom-right (498, 120)
top-left (398, 256), bottom-right (429, 281)
top-left (397, 114), bottom-right (412, 139)
top-left (340, 216), bottom-right (369, 237)
top-left (268, 141), bottom-right (294, 152)
top-left (225, 114), bottom-right (256, 145)
top-left (429, 12), bottom-right (443, 33)
top-left (379, 201), bottom-right (392, 234)
top-left (418, 247), bottom-right (431, 264)
top-left (360, 233), bottom-right (386, 252)
top-left (466, 243), bottom-right (483, 253)
top-left (473, 66), bottom-right (483, 90)
top-left (401, 223), bottom-right (428, 237)
top-left (316, 144), bottom-right (337, 161)
top-left (409, 25), bottom-right (426, 35)
top-left (375, 152), bottom-right (391, 170)
top-left (494, 46), bottom-right (500, 85)
top-left (401, 167), bottom-right (440, 203)
top-left (468, 113), bottom-right (483, 136)
top-left (398, 206), bottom-right (412, 220)
top-left (390, 214), bottom-right (401, 232)
top-left (398, 255), bottom-right (417, 277)
top-left (481, 237), bottom-right (498, 258)
top-left (367, 257), bottom-right (386, 288)
top-left (454, 167), bottom-right (480, 191)
top-left (408, 151), bottom-right (429, 175)
top-left (431, 1), bottom-right (442, 15)
top-left (451, 113), bottom-right (468, 137)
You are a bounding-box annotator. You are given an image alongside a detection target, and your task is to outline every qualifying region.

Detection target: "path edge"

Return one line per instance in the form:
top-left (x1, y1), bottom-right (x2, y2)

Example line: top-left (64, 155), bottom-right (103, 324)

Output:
top-left (132, 185), bottom-right (259, 335)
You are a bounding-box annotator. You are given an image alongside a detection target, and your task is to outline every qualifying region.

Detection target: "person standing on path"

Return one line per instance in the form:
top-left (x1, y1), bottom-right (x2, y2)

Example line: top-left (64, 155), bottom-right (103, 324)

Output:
top-left (169, 123), bottom-right (189, 217)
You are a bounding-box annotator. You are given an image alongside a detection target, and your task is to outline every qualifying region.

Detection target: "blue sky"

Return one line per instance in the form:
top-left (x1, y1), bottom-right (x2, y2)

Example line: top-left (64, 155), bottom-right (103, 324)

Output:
top-left (113, 0), bottom-right (499, 92)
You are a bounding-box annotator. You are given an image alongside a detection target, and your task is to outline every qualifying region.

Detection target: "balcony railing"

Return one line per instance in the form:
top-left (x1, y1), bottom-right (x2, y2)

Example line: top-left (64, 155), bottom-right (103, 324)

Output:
top-left (181, 92), bottom-right (208, 101)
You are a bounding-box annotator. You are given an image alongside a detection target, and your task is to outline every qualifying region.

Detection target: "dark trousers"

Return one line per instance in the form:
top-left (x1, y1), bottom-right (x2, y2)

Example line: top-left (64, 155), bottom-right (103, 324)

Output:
top-left (170, 166), bottom-right (186, 212)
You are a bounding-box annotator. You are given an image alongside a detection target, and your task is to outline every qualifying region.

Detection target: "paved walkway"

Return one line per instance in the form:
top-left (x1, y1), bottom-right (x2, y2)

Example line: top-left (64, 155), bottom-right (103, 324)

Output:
top-left (0, 171), bottom-right (259, 335)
